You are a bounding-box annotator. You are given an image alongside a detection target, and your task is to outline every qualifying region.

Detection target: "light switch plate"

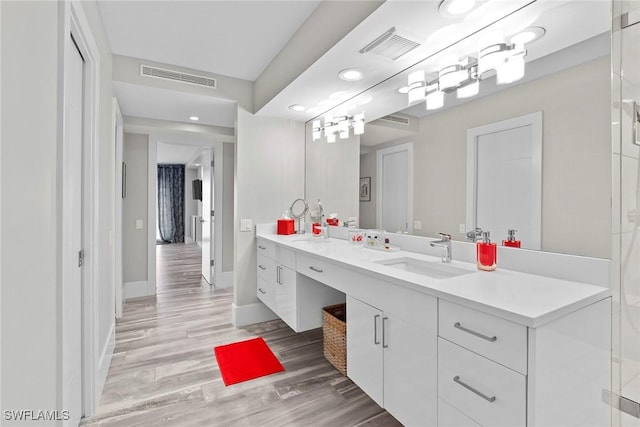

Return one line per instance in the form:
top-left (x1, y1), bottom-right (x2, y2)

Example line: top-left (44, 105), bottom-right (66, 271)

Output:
top-left (135, 219), bottom-right (144, 230)
top-left (240, 219), bottom-right (253, 232)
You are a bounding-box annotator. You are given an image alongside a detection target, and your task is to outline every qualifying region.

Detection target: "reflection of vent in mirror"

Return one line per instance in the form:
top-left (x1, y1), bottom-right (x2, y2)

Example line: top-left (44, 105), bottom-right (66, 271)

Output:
top-left (359, 27), bottom-right (420, 61)
top-left (380, 115), bottom-right (410, 125)
top-left (140, 65), bottom-right (217, 89)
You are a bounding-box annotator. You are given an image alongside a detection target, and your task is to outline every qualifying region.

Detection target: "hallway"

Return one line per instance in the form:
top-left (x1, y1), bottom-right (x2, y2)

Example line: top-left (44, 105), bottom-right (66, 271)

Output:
top-left (82, 243), bottom-right (398, 426)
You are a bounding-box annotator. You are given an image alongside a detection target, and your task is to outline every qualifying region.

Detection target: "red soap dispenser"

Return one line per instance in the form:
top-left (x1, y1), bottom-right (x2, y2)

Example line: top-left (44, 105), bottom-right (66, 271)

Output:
top-left (502, 229), bottom-right (521, 248)
top-left (477, 231), bottom-right (497, 271)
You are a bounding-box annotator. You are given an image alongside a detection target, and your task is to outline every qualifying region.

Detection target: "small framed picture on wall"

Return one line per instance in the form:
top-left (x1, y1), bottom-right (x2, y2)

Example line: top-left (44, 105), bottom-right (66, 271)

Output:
top-left (360, 177), bottom-right (371, 202)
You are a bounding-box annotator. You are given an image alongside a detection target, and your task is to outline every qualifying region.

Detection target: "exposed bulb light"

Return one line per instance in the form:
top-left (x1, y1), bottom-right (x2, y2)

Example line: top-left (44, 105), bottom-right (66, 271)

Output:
top-left (398, 86), bottom-right (411, 94)
top-left (407, 70), bottom-right (426, 105)
top-left (189, 116), bottom-right (200, 121)
top-left (312, 112), bottom-right (365, 142)
top-left (438, 0), bottom-right (477, 18)
top-left (312, 120), bottom-right (321, 141)
top-left (353, 113), bottom-right (365, 135)
top-left (338, 68), bottom-right (363, 82)
top-left (496, 54), bottom-right (525, 85)
top-left (408, 86), bottom-right (426, 105)
top-left (288, 104), bottom-right (306, 112)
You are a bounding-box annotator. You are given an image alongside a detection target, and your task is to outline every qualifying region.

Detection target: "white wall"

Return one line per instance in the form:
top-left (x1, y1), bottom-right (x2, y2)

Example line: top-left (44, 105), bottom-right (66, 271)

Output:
top-left (234, 108), bottom-right (305, 324)
top-left (359, 152), bottom-right (377, 229)
top-left (123, 133), bottom-right (149, 283)
top-left (222, 142), bottom-right (234, 272)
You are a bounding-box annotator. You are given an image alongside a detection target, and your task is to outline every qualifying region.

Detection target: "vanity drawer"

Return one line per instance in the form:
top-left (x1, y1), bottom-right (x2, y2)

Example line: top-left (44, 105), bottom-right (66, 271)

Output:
top-left (256, 254), bottom-right (276, 283)
top-left (438, 398), bottom-right (481, 427)
top-left (257, 276), bottom-right (276, 312)
top-left (438, 338), bottom-right (526, 427)
top-left (296, 252), bottom-right (345, 292)
top-left (256, 238), bottom-right (276, 260)
top-left (439, 300), bottom-right (527, 374)
top-left (278, 246), bottom-right (296, 270)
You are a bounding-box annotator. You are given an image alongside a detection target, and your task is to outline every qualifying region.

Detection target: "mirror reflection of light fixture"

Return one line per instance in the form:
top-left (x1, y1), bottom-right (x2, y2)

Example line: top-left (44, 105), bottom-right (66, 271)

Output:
top-left (404, 28), bottom-right (533, 109)
top-left (311, 112), bottom-right (365, 142)
top-left (438, 0), bottom-right (477, 18)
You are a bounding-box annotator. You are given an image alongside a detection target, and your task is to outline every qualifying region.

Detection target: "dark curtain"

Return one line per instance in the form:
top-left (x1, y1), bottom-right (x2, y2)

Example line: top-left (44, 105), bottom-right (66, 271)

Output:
top-left (157, 164), bottom-right (185, 243)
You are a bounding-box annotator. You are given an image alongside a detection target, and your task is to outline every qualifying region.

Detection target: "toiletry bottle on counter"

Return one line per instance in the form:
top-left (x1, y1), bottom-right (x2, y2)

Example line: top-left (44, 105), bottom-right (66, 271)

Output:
top-left (476, 231), bottom-right (497, 271)
top-left (502, 229), bottom-right (521, 248)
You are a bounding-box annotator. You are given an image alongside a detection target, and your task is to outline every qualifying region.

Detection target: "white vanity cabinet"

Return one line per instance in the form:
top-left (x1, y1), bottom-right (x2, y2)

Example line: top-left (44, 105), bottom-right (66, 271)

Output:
top-left (346, 293), bottom-right (438, 427)
top-left (256, 237), bottom-right (344, 333)
top-left (437, 298), bottom-right (611, 427)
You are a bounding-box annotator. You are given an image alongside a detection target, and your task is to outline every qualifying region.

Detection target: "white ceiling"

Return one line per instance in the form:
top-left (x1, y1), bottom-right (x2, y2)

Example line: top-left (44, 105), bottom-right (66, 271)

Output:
top-left (98, 0), bottom-right (320, 81)
top-left (99, 0), bottom-right (611, 154)
top-left (157, 142), bottom-right (202, 165)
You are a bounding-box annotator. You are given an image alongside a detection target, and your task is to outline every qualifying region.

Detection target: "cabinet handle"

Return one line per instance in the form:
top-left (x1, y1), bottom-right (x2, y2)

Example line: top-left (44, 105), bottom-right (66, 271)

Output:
top-left (309, 266), bottom-right (323, 273)
top-left (454, 322), bottom-right (497, 342)
top-left (258, 245), bottom-right (266, 250)
top-left (258, 265), bottom-right (266, 270)
top-left (276, 266), bottom-right (282, 284)
top-left (374, 314), bottom-right (381, 345)
top-left (258, 288), bottom-right (266, 294)
top-left (382, 317), bottom-right (389, 348)
top-left (453, 376), bottom-right (496, 403)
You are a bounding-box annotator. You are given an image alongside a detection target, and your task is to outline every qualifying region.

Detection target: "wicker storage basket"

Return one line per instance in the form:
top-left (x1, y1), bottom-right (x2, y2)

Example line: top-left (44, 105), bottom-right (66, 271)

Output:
top-left (322, 303), bottom-right (347, 376)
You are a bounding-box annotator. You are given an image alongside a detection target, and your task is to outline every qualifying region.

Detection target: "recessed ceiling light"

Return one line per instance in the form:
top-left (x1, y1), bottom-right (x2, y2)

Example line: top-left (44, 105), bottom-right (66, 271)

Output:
top-left (288, 104), bottom-right (306, 112)
top-left (193, 163), bottom-right (201, 167)
top-left (338, 69), bottom-right (363, 82)
top-left (510, 27), bottom-right (546, 45)
top-left (438, 0), bottom-right (477, 18)
top-left (189, 116), bottom-right (199, 121)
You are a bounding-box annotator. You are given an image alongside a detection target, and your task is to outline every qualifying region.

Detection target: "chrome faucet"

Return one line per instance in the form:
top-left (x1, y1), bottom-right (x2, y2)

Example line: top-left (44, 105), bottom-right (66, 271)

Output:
top-left (430, 232), bottom-right (452, 263)
top-left (466, 227), bottom-right (484, 242)
top-left (343, 219), bottom-right (357, 227)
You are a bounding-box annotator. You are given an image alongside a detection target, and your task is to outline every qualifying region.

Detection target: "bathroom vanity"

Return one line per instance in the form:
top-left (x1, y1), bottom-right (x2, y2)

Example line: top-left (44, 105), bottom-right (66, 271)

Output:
top-left (255, 229), bottom-right (611, 427)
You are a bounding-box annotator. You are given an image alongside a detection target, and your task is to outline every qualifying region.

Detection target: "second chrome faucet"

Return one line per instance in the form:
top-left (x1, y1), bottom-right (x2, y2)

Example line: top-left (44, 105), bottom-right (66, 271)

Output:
top-left (430, 232), bottom-right (452, 263)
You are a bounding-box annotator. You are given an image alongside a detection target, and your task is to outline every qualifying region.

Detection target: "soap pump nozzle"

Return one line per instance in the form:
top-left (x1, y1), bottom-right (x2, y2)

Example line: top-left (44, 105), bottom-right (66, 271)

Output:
top-left (506, 229), bottom-right (517, 242)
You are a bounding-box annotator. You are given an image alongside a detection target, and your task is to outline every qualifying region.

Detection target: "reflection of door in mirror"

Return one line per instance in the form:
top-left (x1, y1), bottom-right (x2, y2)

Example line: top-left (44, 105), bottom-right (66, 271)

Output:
top-left (376, 143), bottom-right (414, 233)
top-left (466, 112), bottom-right (542, 249)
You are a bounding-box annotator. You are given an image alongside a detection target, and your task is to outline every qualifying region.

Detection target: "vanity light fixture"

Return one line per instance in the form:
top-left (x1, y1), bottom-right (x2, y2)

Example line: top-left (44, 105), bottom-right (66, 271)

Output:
top-left (311, 112), bottom-right (365, 142)
top-left (403, 30), bottom-right (528, 109)
top-left (288, 104), bottom-right (306, 112)
top-left (338, 68), bottom-right (363, 82)
top-left (189, 116), bottom-right (200, 121)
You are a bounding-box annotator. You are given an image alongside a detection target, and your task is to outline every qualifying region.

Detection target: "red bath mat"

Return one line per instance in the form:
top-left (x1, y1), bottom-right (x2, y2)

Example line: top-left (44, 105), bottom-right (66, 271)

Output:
top-left (213, 337), bottom-right (284, 386)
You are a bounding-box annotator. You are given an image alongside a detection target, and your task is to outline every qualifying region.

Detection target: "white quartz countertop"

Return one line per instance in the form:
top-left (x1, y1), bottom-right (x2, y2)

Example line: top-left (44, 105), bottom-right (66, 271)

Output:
top-left (257, 232), bottom-right (610, 328)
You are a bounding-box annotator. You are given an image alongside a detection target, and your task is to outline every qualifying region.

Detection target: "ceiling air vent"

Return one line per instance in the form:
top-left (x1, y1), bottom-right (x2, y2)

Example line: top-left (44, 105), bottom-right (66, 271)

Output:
top-left (140, 65), bottom-right (217, 89)
top-left (380, 114), bottom-right (410, 125)
top-left (359, 27), bottom-right (420, 61)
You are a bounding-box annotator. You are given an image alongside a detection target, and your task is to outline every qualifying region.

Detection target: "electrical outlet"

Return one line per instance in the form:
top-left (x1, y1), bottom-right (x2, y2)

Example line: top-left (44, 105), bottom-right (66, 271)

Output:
top-left (414, 220), bottom-right (422, 230)
top-left (459, 223), bottom-right (466, 233)
top-left (136, 219), bottom-right (144, 230)
top-left (240, 219), bottom-right (253, 232)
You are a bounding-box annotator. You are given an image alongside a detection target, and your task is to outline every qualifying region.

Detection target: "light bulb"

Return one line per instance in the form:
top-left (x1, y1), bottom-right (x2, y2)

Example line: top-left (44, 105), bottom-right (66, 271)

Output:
top-left (496, 55), bottom-right (525, 85)
top-left (426, 91), bottom-right (444, 110)
top-left (457, 80), bottom-right (479, 98)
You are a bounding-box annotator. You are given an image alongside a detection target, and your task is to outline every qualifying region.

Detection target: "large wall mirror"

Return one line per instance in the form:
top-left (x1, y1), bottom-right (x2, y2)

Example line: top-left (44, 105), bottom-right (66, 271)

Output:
top-left (306, 0), bottom-right (611, 259)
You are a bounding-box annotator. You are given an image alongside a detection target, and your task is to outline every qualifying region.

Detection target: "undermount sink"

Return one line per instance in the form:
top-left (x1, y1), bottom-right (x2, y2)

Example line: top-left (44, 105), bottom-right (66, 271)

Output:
top-left (374, 257), bottom-right (473, 279)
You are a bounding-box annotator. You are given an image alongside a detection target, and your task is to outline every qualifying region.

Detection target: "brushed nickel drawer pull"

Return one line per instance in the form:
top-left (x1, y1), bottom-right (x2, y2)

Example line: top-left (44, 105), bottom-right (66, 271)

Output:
top-left (382, 317), bottom-right (389, 348)
top-left (258, 245), bottom-right (267, 250)
top-left (453, 376), bottom-right (496, 403)
top-left (276, 266), bottom-right (282, 284)
top-left (374, 314), bottom-right (380, 345)
top-left (258, 265), bottom-right (266, 270)
top-left (454, 322), bottom-right (497, 342)
top-left (258, 288), bottom-right (266, 294)
top-left (309, 266), bottom-right (323, 273)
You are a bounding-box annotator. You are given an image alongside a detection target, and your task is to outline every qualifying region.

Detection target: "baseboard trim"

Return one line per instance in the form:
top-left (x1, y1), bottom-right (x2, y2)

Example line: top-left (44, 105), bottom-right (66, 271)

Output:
top-left (124, 280), bottom-right (153, 299)
top-left (232, 302), bottom-right (278, 327)
top-left (95, 321), bottom-right (115, 407)
top-left (215, 271), bottom-right (234, 289)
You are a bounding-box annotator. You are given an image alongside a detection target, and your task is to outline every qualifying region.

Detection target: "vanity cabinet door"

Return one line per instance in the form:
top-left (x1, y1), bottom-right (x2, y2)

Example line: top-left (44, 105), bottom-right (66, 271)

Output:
top-left (346, 295), bottom-right (383, 407)
top-left (383, 312), bottom-right (437, 427)
top-left (275, 265), bottom-right (297, 330)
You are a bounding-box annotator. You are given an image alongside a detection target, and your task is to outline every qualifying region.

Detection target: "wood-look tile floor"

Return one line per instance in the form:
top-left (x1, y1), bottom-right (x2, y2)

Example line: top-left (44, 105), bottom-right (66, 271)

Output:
top-left (82, 243), bottom-right (402, 427)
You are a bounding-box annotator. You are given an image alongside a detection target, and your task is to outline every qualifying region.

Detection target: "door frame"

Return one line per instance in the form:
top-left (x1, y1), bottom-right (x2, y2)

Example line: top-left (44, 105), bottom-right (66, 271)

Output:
top-left (465, 111), bottom-right (542, 249)
top-left (61, 0), bottom-right (103, 418)
top-left (113, 98), bottom-right (124, 319)
top-left (146, 135), bottom-right (229, 294)
top-left (376, 142), bottom-right (414, 233)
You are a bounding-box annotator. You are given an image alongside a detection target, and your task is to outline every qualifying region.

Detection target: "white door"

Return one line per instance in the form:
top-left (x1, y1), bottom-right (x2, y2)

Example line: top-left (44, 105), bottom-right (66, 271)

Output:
top-left (377, 143), bottom-right (413, 233)
top-left (62, 34), bottom-right (84, 427)
top-left (383, 313), bottom-right (438, 426)
top-left (201, 149), bottom-right (214, 284)
top-left (346, 295), bottom-right (384, 406)
top-left (466, 112), bottom-right (542, 249)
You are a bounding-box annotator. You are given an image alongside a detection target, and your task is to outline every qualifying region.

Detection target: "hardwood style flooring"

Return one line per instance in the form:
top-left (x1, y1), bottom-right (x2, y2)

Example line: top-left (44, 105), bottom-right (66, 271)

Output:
top-left (82, 243), bottom-right (402, 427)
